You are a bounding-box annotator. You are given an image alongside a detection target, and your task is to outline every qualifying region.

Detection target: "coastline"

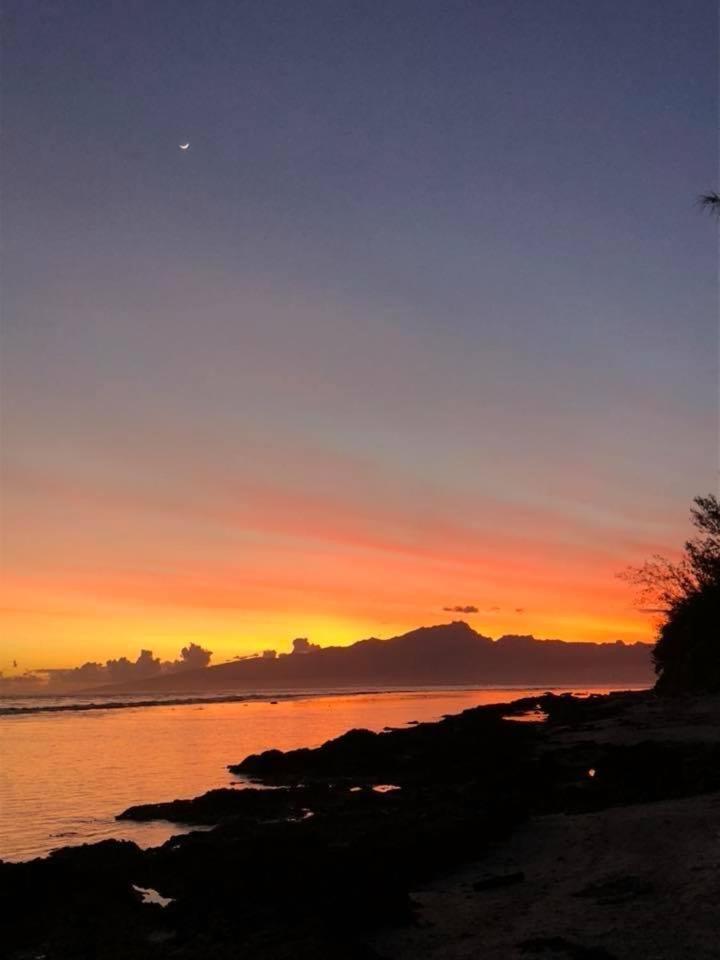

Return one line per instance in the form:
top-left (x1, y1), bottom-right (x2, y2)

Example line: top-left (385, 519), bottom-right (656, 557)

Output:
top-left (0, 680), bottom-right (650, 717)
top-left (3, 688), bottom-right (719, 959)
top-left (1, 685), bottom-right (644, 864)
top-left (372, 692), bottom-right (720, 960)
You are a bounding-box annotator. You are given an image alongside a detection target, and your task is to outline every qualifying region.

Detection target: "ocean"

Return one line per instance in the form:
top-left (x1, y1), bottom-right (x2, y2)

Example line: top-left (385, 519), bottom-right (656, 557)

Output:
top-left (0, 684), bottom-right (644, 862)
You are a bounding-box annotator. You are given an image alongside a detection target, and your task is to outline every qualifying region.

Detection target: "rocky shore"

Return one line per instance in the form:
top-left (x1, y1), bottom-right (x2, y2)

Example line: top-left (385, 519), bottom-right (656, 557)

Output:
top-left (3, 689), bottom-right (719, 959)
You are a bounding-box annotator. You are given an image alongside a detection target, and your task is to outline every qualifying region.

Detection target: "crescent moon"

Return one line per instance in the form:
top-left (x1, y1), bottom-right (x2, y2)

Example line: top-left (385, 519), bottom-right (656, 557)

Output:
top-left (179, 143), bottom-right (190, 150)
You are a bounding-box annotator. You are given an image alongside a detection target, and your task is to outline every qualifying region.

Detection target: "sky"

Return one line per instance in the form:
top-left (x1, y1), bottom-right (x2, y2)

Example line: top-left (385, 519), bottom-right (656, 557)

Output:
top-left (1, 0), bottom-right (718, 672)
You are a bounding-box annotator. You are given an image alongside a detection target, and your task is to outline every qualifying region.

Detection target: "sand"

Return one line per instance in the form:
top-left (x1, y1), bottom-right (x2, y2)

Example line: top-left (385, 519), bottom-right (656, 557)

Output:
top-left (373, 695), bottom-right (720, 960)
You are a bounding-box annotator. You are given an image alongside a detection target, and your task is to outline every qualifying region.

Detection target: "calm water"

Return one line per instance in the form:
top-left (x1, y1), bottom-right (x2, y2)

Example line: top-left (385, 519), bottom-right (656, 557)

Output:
top-left (0, 685), bottom-right (639, 862)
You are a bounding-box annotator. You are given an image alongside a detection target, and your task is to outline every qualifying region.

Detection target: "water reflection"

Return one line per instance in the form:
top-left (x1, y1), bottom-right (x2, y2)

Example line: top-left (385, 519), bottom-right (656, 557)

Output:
top-left (0, 685), bottom-right (639, 861)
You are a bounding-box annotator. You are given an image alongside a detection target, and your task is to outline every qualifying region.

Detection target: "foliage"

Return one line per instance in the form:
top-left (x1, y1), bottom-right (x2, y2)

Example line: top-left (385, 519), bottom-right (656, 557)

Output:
top-left (699, 192), bottom-right (720, 215)
top-left (628, 495), bottom-right (720, 694)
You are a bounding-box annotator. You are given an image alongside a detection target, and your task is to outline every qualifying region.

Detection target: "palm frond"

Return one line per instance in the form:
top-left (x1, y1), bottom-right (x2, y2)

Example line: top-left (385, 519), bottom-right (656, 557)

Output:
top-left (698, 192), bottom-right (720, 214)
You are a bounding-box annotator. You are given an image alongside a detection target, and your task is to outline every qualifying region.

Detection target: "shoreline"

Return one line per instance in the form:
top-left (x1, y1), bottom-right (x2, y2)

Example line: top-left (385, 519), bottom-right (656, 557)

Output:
top-left (0, 681), bottom-right (648, 717)
top-left (4, 688), bottom-right (719, 959)
top-left (372, 690), bottom-right (720, 960)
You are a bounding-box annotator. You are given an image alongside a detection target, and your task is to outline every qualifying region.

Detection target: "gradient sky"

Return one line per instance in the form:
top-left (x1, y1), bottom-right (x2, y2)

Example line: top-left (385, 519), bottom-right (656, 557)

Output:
top-left (1, 0), bottom-right (717, 672)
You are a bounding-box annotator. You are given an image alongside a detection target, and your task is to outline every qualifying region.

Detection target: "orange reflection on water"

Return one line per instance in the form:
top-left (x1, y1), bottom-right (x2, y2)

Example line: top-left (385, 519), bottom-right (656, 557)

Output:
top-left (0, 685), bottom-right (637, 861)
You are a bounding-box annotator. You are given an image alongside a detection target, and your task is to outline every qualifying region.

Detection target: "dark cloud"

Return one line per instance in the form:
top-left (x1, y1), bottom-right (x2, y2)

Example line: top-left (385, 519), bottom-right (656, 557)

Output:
top-left (107, 649), bottom-right (161, 682)
top-left (515, 608), bottom-right (526, 614)
top-left (291, 637), bottom-right (321, 654)
top-left (169, 643), bottom-right (212, 671)
top-left (442, 605), bottom-right (479, 614)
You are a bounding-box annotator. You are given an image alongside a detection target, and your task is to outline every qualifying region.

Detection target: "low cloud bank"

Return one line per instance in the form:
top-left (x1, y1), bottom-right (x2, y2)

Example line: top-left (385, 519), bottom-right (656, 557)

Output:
top-left (1, 644), bottom-right (213, 694)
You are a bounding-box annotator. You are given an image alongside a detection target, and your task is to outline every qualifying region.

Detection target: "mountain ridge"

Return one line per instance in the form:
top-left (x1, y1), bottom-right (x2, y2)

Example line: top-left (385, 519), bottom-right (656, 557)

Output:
top-left (82, 621), bottom-right (653, 694)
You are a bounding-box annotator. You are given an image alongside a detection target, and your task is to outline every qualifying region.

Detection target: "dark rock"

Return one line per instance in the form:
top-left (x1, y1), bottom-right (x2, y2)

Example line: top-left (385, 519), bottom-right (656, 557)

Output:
top-left (119, 786), bottom-right (315, 825)
top-left (519, 935), bottom-right (618, 958)
top-left (573, 874), bottom-right (654, 905)
top-left (472, 870), bottom-right (525, 891)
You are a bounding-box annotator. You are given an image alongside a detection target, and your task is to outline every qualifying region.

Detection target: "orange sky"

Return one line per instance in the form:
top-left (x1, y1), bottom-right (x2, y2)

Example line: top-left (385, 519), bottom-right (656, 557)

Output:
top-left (1, 456), bottom-right (685, 672)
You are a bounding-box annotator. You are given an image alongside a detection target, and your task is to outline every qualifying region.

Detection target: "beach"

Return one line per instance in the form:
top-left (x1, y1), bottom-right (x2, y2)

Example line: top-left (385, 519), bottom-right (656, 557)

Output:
top-left (3, 688), bottom-right (719, 959)
top-left (0, 684), bottom-right (629, 861)
top-left (373, 693), bottom-right (720, 960)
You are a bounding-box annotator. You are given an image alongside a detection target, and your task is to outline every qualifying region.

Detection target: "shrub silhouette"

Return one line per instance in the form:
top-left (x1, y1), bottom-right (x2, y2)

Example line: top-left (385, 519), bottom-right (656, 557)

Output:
top-left (630, 495), bottom-right (720, 694)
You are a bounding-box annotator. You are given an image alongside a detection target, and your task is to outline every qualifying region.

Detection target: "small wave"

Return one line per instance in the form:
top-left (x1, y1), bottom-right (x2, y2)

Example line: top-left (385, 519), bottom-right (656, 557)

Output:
top-left (0, 685), bottom-right (441, 717)
top-left (0, 692), bottom-right (307, 717)
top-left (0, 683), bottom-right (640, 718)
top-left (0, 684), bottom-right (502, 717)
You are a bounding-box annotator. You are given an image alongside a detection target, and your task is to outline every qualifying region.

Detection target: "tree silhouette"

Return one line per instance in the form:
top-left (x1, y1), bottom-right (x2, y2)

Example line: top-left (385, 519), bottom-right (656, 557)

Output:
top-left (629, 495), bottom-right (720, 693)
top-left (699, 192), bottom-right (720, 215)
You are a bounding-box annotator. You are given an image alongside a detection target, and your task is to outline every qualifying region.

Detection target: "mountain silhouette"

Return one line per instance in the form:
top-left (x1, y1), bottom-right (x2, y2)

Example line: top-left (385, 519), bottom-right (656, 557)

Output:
top-left (82, 622), bottom-right (652, 694)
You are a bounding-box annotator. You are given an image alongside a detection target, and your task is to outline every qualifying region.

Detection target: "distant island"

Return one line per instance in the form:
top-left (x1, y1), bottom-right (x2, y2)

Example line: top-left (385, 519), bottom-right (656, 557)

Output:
top-left (85, 621), bottom-right (653, 695)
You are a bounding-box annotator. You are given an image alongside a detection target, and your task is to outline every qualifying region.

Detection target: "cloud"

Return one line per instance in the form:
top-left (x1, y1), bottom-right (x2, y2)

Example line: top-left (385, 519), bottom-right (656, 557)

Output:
top-left (28, 644), bottom-right (215, 690)
top-left (106, 649), bottom-right (161, 682)
top-left (169, 643), bottom-right (212, 671)
top-left (291, 637), bottom-right (321, 654)
top-left (515, 607), bottom-right (526, 614)
top-left (442, 605), bottom-right (479, 614)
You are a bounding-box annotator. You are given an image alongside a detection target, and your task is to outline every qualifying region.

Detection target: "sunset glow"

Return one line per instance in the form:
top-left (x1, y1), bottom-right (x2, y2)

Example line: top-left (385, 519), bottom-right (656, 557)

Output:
top-left (2, 7), bottom-right (719, 955)
top-left (0, 457), bottom-right (691, 669)
top-left (1, 1), bottom-right (715, 677)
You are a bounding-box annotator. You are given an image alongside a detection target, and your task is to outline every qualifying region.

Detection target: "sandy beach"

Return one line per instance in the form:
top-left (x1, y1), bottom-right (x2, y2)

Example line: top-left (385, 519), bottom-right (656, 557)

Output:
top-left (373, 695), bottom-right (720, 960)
